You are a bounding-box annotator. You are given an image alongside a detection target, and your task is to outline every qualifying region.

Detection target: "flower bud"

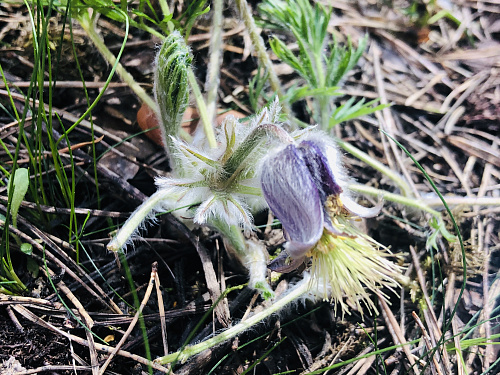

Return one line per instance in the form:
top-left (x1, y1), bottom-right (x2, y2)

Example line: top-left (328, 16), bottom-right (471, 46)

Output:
top-left (154, 31), bottom-right (192, 151)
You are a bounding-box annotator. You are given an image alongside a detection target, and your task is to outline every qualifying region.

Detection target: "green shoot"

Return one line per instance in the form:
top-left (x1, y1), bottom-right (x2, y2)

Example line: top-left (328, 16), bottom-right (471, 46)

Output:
top-left (259, 0), bottom-right (382, 129)
top-left (6, 168), bottom-right (29, 230)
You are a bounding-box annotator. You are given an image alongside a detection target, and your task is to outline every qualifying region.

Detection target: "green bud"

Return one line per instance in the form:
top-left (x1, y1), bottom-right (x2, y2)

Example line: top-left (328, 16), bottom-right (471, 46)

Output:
top-left (154, 31), bottom-right (192, 153)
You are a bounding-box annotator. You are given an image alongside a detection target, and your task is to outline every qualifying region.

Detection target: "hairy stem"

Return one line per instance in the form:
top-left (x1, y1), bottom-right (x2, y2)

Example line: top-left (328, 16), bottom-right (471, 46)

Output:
top-left (348, 184), bottom-right (441, 218)
top-left (156, 278), bottom-right (309, 364)
top-left (214, 223), bottom-right (274, 299)
top-left (235, 0), bottom-right (291, 117)
top-left (79, 16), bottom-right (157, 113)
top-left (336, 138), bottom-right (413, 197)
top-left (107, 190), bottom-right (172, 251)
top-left (187, 69), bottom-right (217, 148)
top-left (205, 0), bottom-right (223, 125)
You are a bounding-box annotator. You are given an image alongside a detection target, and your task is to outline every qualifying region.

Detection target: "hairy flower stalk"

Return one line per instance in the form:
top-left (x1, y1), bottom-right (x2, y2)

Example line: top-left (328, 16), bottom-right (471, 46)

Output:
top-left (261, 132), bottom-right (400, 315)
top-left (156, 276), bottom-right (310, 365)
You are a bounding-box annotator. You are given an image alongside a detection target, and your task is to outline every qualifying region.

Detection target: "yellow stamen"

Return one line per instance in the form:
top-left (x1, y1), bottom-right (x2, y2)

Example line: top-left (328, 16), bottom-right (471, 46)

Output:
top-left (325, 194), bottom-right (350, 217)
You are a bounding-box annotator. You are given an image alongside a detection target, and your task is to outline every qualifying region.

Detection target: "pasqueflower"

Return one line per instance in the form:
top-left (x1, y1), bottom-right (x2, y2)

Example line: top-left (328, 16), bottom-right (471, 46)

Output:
top-left (107, 101), bottom-right (291, 251)
top-left (261, 132), bottom-right (400, 315)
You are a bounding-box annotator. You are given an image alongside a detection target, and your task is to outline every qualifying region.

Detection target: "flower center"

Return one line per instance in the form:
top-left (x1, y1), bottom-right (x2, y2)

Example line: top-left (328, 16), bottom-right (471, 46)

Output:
top-left (308, 229), bottom-right (348, 256)
top-left (325, 194), bottom-right (349, 218)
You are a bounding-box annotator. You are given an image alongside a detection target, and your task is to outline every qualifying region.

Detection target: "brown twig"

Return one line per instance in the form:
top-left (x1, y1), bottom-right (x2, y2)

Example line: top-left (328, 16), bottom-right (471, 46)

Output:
top-left (409, 246), bottom-right (453, 375)
top-left (11, 304), bottom-right (170, 373)
top-left (0, 216), bottom-right (120, 313)
top-left (167, 215), bottom-right (230, 327)
top-left (45, 266), bottom-right (99, 375)
top-left (154, 269), bottom-right (169, 358)
top-left (372, 43), bottom-right (419, 198)
top-left (0, 294), bottom-right (62, 308)
top-left (3, 216), bottom-right (122, 314)
top-left (0, 196), bottom-right (131, 218)
top-left (6, 305), bottom-right (24, 333)
top-left (194, 238), bottom-right (231, 327)
top-left (13, 365), bottom-right (92, 375)
top-left (377, 291), bottom-right (420, 375)
top-left (412, 311), bottom-right (444, 375)
top-left (99, 262), bottom-right (158, 374)
top-left (0, 89), bottom-right (139, 153)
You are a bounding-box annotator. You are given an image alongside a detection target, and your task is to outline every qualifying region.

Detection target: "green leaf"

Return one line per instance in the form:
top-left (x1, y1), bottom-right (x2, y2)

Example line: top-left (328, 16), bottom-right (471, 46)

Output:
top-left (248, 66), bottom-right (269, 112)
top-left (129, 9), bottom-right (158, 25)
top-left (269, 38), bottom-right (306, 78)
top-left (285, 85), bottom-right (341, 104)
top-left (84, 0), bottom-right (127, 22)
top-left (326, 36), bottom-right (367, 87)
top-left (329, 98), bottom-right (389, 128)
top-left (26, 257), bottom-right (39, 278)
top-left (7, 168), bottom-right (29, 228)
top-left (176, 0), bottom-right (210, 38)
top-left (20, 243), bottom-right (33, 255)
top-left (426, 217), bottom-right (456, 250)
top-left (260, 0), bottom-right (331, 88)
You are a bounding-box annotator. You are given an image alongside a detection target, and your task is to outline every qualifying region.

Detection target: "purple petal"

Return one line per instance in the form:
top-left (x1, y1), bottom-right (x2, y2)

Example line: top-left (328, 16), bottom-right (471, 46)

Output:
top-left (297, 140), bottom-right (342, 202)
top-left (297, 140), bottom-right (343, 231)
top-left (261, 145), bottom-right (324, 258)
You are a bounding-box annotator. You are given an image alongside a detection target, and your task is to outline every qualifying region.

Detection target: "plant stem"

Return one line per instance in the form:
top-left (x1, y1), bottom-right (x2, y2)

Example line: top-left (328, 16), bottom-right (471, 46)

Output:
top-left (0, 283), bottom-right (15, 295)
top-left (187, 69), bottom-right (217, 148)
top-left (214, 223), bottom-right (274, 299)
top-left (336, 138), bottom-right (413, 197)
top-left (205, 0), bottom-right (223, 125)
top-left (348, 184), bottom-right (441, 218)
top-left (312, 44), bottom-right (330, 130)
top-left (416, 196), bottom-right (500, 208)
top-left (156, 278), bottom-right (309, 364)
top-left (79, 15), bottom-right (158, 113)
top-left (235, 0), bottom-right (291, 116)
top-left (107, 190), bottom-right (173, 251)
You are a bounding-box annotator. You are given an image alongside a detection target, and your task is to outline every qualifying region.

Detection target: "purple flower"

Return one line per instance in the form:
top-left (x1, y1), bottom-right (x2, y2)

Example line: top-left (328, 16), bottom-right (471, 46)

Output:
top-left (261, 134), bottom-right (377, 268)
top-left (261, 133), bottom-right (399, 315)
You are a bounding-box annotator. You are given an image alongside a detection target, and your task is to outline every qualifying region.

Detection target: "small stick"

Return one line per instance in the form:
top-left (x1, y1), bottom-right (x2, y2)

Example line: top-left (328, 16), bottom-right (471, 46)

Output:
top-left (195, 238), bottom-right (230, 327)
top-left (409, 246), bottom-right (452, 374)
top-left (450, 307), bottom-right (466, 375)
top-left (324, 337), bottom-right (355, 375)
top-left (477, 159), bottom-right (495, 371)
top-left (44, 267), bottom-right (95, 328)
top-left (3, 214), bottom-right (123, 313)
top-left (12, 304), bottom-right (170, 373)
top-left (234, 0), bottom-right (291, 117)
top-left (377, 291), bottom-right (420, 375)
top-left (46, 267), bottom-right (99, 375)
top-left (154, 270), bottom-right (169, 357)
top-left (0, 195), bottom-right (130, 218)
top-left (6, 306), bottom-right (24, 332)
top-left (372, 46), bottom-right (406, 184)
top-left (13, 365), bottom-right (92, 375)
top-left (0, 294), bottom-right (62, 308)
top-left (412, 311), bottom-right (444, 375)
top-left (0, 88), bottom-right (139, 152)
top-left (99, 262), bottom-right (158, 375)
